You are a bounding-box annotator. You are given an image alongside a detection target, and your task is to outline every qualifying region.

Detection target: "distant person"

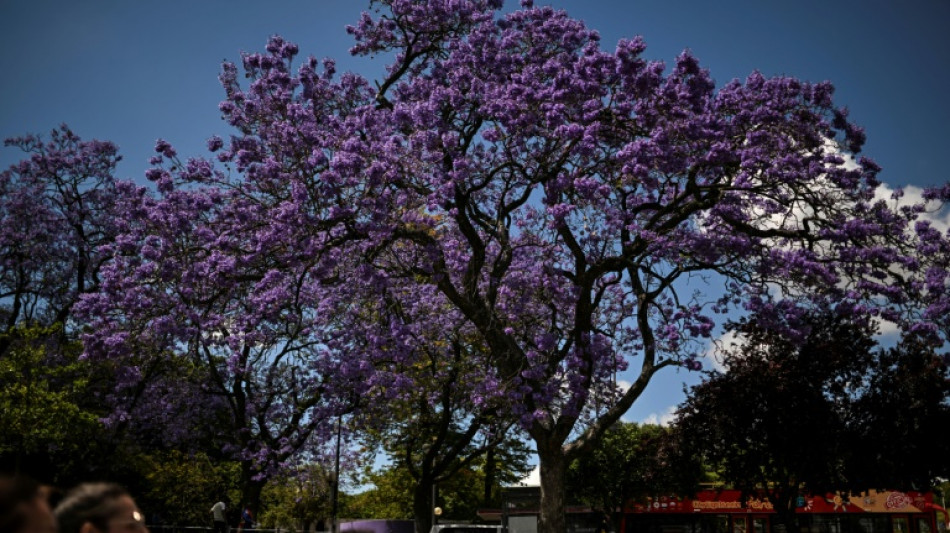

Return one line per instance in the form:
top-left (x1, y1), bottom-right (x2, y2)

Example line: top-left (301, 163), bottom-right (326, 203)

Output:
top-left (54, 482), bottom-right (147, 533)
top-left (209, 501), bottom-right (226, 533)
top-left (0, 475), bottom-right (57, 533)
top-left (237, 507), bottom-right (252, 533)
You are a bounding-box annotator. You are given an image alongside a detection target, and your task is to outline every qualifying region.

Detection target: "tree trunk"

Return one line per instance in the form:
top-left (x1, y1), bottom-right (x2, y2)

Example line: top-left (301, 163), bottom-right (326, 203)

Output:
top-left (413, 474), bottom-right (436, 533)
top-left (536, 438), bottom-right (568, 533)
top-left (483, 447), bottom-right (496, 507)
top-left (240, 463), bottom-right (265, 526)
top-left (772, 498), bottom-right (800, 533)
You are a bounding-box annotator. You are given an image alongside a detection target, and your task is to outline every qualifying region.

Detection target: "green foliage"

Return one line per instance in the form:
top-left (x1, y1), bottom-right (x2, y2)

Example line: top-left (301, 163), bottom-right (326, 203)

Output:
top-left (474, 440), bottom-right (533, 508)
top-left (435, 466), bottom-right (485, 522)
top-left (845, 335), bottom-right (950, 489)
top-left (937, 480), bottom-right (950, 507)
top-left (258, 464), bottom-right (335, 531)
top-left (348, 465), bottom-right (415, 519)
top-left (350, 451), bottom-right (526, 524)
top-left (0, 324), bottom-right (110, 482)
top-left (130, 450), bottom-right (241, 526)
top-left (566, 422), bottom-right (706, 524)
top-left (671, 310), bottom-right (880, 530)
top-left (675, 311), bottom-right (877, 492)
top-left (674, 311), bottom-right (950, 503)
top-left (0, 326), bottom-right (94, 449)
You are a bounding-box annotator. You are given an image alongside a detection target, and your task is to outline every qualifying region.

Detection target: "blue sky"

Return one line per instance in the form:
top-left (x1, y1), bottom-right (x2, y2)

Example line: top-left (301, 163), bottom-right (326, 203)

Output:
top-left (2, 0), bottom-right (949, 426)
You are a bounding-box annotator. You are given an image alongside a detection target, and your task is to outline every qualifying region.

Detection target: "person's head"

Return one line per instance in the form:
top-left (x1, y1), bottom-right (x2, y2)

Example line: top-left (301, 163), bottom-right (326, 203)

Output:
top-left (53, 484), bottom-right (146, 533)
top-left (0, 475), bottom-right (57, 533)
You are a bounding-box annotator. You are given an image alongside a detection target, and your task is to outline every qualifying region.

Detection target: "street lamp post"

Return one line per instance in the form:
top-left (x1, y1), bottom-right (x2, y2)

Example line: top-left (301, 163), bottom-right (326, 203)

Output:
top-left (331, 415), bottom-right (342, 533)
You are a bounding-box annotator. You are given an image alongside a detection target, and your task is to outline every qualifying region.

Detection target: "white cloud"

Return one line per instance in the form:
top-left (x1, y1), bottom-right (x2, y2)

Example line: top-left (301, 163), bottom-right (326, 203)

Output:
top-left (515, 465), bottom-right (540, 487)
top-left (702, 329), bottom-right (747, 373)
top-left (616, 379), bottom-right (632, 392)
top-left (874, 317), bottom-right (901, 339)
top-left (640, 405), bottom-right (677, 427)
top-left (874, 183), bottom-right (950, 235)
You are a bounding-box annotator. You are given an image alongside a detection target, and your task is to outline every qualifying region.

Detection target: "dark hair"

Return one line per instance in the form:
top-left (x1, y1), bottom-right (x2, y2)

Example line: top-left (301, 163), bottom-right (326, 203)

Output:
top-left (0, 475), bottom-right (45, 533)
top-left (54, 483), bottom-right (129, 533)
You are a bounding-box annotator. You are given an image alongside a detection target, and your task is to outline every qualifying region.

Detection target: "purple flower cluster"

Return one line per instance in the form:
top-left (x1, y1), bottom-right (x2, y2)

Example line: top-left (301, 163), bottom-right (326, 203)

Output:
top-left (1, 125), bottom-right (122, 342)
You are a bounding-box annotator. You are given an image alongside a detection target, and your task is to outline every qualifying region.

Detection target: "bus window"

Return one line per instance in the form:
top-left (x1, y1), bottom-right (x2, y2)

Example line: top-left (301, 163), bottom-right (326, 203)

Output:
top-left (713, 515), bottom-right (730, 533)
top-left (753, 517), bottom-right (768, 533)
top-left (812, 515), bottom-right (842, 533)
top-left (733, 517), bottom-right (747, 533)
top-left (917, 517), bottom-right (933, 533)
top-left (894, 517), bottom-right (909, 533)
top-left (798, 515), bottom-right (813, 533)
top-left (854, 515), bottom-right (890, 533)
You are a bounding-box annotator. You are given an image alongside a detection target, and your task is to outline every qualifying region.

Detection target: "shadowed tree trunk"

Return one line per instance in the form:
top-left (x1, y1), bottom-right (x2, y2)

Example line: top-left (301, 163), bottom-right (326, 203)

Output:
top-left (536, 437), bottom-right (568, 533)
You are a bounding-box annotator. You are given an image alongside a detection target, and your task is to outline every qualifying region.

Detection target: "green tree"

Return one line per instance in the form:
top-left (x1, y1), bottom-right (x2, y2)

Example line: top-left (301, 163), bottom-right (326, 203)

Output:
top-left (351, 448), bottom-right (529, 526)
top-left (258, 463), bottom-right (335, 532)
top-left (671, 310), bottom-right (878, 533)
top-left (845, 335), bottom-right (950, 490)
top-left (477, 439), bottom-right (533, 509)
top-left (132, 450), bottom-right (241, 527)
top-left (566, 422), bottom-right (706, 531)
top-left (355, 297), bottom-right (529, 533)
top-left (348, 465), bottom-right (415, 520)
top-left (0, 324), bottom-right (112, 483)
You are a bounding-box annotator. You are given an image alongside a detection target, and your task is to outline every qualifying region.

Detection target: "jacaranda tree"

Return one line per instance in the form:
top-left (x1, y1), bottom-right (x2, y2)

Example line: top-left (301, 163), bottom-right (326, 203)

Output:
top-left (79, 1), bottom-right (945, 530)
top-left (902, 185), bottom-right (950, 345)
top-left (336, 2), bottom-right (926, 529)
top-left (0, 126), bottom-right (137, 484)
top-left (357, 291), bottom-right (523, 533)
top-left (77, 138), bottom-right (382, 513)
top-left (0, 125), bottom-right (122, 354)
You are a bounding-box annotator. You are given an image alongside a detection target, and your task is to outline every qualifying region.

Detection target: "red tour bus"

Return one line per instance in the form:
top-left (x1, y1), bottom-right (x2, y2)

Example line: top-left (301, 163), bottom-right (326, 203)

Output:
top-left (621, 489), bottom-right (949, 533)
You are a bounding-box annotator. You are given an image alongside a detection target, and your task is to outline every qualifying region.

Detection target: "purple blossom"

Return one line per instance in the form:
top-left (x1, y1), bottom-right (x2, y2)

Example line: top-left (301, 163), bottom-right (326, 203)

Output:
top-left (206, 135), bottom-right (224, 152)
top-left (1, 124), bottom-right (124, 346)
top-left (154, 138), bottom-right (177, 158)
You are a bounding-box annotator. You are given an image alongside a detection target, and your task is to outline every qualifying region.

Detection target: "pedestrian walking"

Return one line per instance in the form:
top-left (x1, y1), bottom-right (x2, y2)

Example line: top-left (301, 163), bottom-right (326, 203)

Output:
top-left (210, 500), bottom-right (226, 533)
